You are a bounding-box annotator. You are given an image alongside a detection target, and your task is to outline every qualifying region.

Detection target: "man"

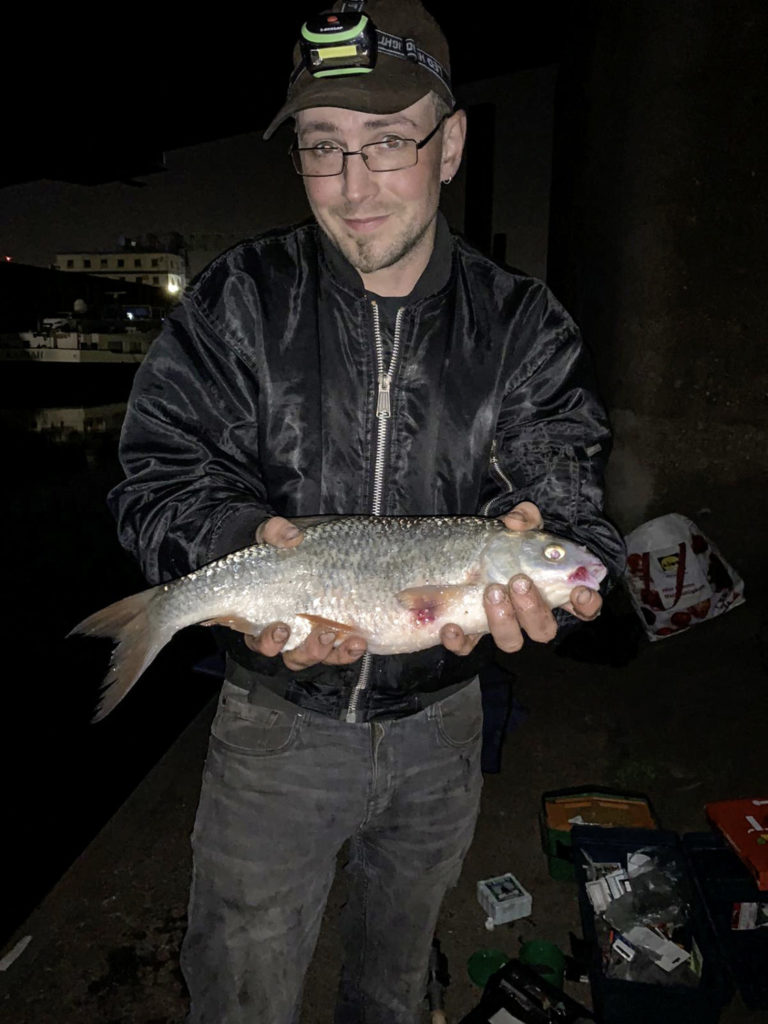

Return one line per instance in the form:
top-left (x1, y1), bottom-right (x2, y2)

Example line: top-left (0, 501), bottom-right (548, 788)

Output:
top-left (108, 1), bottom-right (625, 1021)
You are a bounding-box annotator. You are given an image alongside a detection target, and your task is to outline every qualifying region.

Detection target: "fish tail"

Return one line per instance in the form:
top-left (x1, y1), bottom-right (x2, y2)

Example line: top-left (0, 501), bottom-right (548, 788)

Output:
top-left (68, 588), bottom-right (175, 722)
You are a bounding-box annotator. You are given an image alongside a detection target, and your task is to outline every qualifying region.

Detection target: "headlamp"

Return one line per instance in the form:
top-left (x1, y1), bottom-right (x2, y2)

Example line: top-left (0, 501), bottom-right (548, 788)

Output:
top-left (300, 11), bottom-right (378, 77)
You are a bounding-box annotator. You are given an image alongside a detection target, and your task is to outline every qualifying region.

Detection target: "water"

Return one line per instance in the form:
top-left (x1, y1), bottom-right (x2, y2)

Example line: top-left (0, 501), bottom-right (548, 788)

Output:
top-left (0, 399), bottom-right (221, 944)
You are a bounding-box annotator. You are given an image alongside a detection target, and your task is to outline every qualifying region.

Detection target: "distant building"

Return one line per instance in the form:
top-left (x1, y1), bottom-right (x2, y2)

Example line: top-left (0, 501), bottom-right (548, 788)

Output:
top-left (54, 243), bottom-right (186, 297)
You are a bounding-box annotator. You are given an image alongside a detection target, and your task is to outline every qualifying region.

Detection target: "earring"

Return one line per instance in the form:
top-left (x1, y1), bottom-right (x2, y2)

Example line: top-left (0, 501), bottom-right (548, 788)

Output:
top-left (441, 176), bottom-right (452, 185)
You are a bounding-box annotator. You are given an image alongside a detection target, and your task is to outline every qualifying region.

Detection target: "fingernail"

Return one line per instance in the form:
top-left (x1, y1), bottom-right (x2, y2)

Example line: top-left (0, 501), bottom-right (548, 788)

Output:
top-left (273, 625), bottom-right (289, 641)
top-left (283, 525), bottom-right (300, 540)
top-left (512, 575), bottom-right (531, 595)
top-left (576, 587), bottom-right (592, 604)
top-left (487, 586), bottom-right (505, 605)
top-left (319, 630), bottom-right (336, 645)
top-left (443, 626), bottom-right (459, 639)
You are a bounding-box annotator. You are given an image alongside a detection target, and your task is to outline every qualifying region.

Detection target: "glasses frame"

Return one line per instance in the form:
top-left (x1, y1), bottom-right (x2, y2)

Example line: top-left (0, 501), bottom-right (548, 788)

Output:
top-left (290, 114), bottom-right (449, 177)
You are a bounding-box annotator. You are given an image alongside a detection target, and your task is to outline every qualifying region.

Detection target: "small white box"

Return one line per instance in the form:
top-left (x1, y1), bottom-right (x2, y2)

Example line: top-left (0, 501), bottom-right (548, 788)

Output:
top-left (477, 872), bottom-right (533, 930)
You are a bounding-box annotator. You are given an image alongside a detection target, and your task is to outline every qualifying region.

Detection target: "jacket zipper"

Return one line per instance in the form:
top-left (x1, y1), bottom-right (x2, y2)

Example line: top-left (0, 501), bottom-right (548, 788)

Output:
top-left (480, 439), bottom-right (515, 516)
top-left (344, 300), bottom-right (405, 723)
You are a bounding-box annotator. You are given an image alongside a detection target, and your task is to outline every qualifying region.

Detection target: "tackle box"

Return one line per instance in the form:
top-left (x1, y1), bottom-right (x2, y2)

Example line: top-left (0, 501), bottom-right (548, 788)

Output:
top-left (571, 825), bottom-right (732, 1024)
top-left (540, 787), bottom-right (658, 881)
top-left (682, 831), bottom-right (768, 1011)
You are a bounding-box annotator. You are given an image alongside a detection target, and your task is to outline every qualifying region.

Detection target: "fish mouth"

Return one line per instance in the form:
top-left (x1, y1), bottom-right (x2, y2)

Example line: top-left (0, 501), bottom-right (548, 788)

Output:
top-left (567, 562), bottom-right (607, 588)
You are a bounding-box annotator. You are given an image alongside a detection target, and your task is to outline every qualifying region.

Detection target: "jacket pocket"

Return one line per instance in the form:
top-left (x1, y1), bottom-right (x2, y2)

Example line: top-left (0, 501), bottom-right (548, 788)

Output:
top-left (485, 439), bottom-right (583, 522)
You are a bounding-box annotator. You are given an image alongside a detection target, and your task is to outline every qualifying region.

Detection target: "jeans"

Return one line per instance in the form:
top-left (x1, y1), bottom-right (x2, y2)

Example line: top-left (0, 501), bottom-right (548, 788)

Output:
top-left (180, 677), bottom-right (483, 1023)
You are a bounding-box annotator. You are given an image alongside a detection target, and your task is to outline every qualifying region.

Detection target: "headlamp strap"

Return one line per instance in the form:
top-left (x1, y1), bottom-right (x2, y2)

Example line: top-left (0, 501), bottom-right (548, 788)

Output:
top-left (291, 27), bottom-right (452, 99)
top-left (376, 29), bottom-right (452, 97)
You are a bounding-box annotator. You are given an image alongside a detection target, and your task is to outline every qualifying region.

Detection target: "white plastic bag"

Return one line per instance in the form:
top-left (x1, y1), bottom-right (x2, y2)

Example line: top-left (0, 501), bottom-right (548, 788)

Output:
top-left (624, 513), bottom-right (745, 640)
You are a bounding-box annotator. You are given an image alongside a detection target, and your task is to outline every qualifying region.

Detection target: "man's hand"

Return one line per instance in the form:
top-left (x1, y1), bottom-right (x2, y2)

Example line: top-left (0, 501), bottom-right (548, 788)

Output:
top-left (440, 502), bottom-right (603, 656)
top-left (243, 516), bottom-right (368, 668)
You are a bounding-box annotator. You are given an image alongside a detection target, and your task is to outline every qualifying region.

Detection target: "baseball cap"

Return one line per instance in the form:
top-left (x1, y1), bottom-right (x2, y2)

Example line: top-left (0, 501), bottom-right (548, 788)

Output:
top-left (263, 0), bottom-right (454, 140)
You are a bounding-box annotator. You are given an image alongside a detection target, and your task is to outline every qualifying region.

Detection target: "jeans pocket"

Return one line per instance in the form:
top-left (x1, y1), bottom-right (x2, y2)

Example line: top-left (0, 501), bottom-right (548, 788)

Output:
top-left (433, 682), bottom-right (483, 748)
top-left (211, 687), bottom-right (302, 756)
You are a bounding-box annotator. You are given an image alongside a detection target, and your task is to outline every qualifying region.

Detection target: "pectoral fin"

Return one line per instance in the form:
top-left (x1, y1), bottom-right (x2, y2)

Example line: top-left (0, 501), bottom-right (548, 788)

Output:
top-left (200, 615), bottom-right (265, 633)
top-left (297, 613), bottom-right (360, 641)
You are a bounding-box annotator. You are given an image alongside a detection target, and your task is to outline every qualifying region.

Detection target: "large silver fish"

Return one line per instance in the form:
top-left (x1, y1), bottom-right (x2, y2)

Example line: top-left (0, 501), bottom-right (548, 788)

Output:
top-left (71, 515), bottom-right (606, 721)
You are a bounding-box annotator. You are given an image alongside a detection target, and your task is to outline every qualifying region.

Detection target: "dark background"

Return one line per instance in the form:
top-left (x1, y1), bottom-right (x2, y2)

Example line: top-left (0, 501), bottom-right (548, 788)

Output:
top-left (2, 0), bottom-right (767, 952)
top-left (3, 4), bottom-right (569, 189)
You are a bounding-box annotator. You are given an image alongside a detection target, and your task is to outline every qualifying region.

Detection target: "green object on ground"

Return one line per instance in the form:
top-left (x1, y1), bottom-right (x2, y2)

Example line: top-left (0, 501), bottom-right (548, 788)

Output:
top-left (467, 947), bottom-right (509, 987)
top-left (519, 939), bottom-right (566, 989)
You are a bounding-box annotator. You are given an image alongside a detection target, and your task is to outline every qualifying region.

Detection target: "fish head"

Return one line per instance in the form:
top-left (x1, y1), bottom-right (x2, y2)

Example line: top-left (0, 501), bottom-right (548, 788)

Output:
top-left (484, 529), bottom-right (607, 609)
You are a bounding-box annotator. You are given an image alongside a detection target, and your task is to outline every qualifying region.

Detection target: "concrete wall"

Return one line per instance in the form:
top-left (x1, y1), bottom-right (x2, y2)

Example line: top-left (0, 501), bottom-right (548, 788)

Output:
top-left (444, 68), bottom-right (557, 280)
top-left (547, 0), bottom-right (767, 581)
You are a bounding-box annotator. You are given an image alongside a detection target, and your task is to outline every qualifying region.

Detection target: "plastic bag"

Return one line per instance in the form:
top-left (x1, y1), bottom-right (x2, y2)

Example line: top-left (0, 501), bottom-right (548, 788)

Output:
top-left (623, 513), bottom-right (745, 640)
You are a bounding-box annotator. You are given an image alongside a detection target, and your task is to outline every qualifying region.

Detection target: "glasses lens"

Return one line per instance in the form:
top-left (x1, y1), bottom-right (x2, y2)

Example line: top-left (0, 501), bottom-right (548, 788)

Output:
top-left (293, 146), bottom-right (345, 177)
top-left (363, 139), bottom-right (418, 172)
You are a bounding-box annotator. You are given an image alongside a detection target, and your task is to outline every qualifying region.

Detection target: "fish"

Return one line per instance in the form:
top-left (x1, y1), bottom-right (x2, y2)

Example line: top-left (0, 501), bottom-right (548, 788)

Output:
top-left (70, 515), bottom-right (607, 721)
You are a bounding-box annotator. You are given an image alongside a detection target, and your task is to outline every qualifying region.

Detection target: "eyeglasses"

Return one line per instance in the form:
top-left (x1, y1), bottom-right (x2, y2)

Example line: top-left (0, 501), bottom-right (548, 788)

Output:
top-left (291, 116), bottom-right (448, 177)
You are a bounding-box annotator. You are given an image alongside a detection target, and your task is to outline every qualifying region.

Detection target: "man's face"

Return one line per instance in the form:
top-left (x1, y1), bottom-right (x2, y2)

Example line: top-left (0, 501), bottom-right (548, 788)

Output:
top-left (295, 95), bottom-right (464, 292)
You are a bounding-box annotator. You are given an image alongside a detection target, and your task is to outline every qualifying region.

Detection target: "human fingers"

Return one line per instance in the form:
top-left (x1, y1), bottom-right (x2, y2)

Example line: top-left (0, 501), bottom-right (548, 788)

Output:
top-left (440, 623), bottom-right (483, 656)
top-left (483, 584), bottom-right (526, 653)
top-left (256, 516), bottom-right (303, 548)
top-left (243, 622), bottom-right (291, 657)
top-left (499, 501), bottom-right (543, 532)
top-left (281, 627), bottom-right (337, 671)
top-left (322, 635), bottom-right (368, 666)
top-left (281, 628), bottom-right (367, 671)
top-left (506, 575), bottom-right (558, 642)
top-left (562, 587), bottom-right (603, 622)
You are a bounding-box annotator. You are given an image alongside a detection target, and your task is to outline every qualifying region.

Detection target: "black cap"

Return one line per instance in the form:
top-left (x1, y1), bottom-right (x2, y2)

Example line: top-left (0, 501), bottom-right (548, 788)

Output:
top-left (264, 0), bottom-right (453, 140)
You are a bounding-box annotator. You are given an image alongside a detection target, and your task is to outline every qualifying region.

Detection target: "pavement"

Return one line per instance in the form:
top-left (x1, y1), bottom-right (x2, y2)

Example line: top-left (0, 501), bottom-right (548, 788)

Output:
top-left (1, 582), bottom-right (766, 1024)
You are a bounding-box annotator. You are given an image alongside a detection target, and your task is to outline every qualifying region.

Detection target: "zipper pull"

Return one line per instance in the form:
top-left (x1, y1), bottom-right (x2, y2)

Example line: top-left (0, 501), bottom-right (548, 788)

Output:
top-left (376, 373), bottom-right (391, 418)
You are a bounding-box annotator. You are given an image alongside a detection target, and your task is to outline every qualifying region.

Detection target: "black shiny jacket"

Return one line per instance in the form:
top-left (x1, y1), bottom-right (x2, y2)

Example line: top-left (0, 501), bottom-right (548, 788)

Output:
top-left (108, 215), bottom-right (626, 720)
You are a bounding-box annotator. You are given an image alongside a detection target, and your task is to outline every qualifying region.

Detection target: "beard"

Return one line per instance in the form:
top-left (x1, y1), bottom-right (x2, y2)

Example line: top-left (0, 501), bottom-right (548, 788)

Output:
top-left (314, 200), bottom-right (438, 278)
top-left (337, 214), bottom-right (435, 274)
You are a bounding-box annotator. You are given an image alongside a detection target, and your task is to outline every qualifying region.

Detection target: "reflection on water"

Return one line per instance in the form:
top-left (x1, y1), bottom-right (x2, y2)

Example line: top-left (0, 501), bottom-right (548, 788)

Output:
top-left (1, 407), bottom-right (219, 945)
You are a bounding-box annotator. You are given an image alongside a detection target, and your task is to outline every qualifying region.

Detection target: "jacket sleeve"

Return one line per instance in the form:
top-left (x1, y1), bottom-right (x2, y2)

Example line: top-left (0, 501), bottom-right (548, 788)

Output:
top-left (108, 296), bottom-right (275, 585)
top-left (480, 289), bottom-right (626, 584)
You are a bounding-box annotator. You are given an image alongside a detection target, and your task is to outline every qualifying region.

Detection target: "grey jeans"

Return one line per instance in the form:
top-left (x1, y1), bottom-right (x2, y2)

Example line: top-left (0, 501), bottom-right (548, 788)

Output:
top-left (180, 678), bottom-right (483, 1024)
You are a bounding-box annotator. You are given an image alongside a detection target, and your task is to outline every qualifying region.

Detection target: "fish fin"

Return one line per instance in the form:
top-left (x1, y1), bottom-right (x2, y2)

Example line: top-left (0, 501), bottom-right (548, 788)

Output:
top-left (68, 587), bottom-right (176, 723)
top-left (297, 613), bottom-right (360, 639)
top-left (395, 584), bottom-right (469, 613)
top-left (289, 514), bottom-right (344, 532)
top-left (199, 615), bottom-right (263, 633)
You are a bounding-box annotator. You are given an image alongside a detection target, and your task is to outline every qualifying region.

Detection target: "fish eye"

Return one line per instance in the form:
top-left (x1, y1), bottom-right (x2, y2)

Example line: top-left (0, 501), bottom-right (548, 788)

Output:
top-left (543, 544), bottom-right (566, 561)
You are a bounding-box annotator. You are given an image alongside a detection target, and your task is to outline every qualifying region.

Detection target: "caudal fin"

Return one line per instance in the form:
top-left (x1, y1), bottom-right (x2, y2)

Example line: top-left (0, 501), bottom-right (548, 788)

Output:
top-left (69, 587), bottom-right (176, 722)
